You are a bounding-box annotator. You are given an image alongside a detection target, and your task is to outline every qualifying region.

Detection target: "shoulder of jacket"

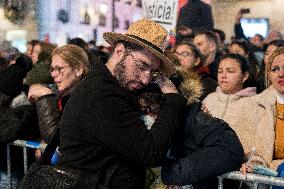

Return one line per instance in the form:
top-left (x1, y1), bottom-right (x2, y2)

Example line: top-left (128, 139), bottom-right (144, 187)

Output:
top-left (196, 111), bottom-right (226, 126)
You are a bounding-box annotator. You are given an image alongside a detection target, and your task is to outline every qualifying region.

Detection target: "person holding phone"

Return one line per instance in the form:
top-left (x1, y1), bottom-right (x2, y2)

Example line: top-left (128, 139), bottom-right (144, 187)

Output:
top-left (55, 19), bottom-right (187, 188)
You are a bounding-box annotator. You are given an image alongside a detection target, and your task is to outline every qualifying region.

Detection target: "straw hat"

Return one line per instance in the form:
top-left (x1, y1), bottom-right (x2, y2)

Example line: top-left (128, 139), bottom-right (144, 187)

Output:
top-left (103, 19), bottom-right (175, 76)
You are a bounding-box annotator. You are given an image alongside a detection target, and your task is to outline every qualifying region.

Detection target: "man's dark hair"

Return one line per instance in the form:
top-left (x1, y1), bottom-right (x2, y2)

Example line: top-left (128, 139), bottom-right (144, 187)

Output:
top-left (68, 38), bottom-right (87, 50)
top-left (195, 31), bottom-right (218, 45)
top-left (254, 34), bottom-right (264, 41)
top-left (27, 39), bottom-right (40, 47)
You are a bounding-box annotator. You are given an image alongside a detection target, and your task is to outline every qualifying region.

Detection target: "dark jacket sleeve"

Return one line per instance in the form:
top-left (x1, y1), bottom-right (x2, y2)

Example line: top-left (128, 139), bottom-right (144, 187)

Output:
top-left (79, 88), bottom-right (187, 167)
top-left (35, 94), bottom-right (61, 143)
top-left (161, 111), bottom-right (244, 185)
top-left (234, 23), bottom-right (247, 41)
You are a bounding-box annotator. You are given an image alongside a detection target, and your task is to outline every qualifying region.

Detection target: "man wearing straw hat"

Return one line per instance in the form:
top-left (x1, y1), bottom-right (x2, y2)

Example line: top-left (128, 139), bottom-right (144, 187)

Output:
top-left (56, 19), bottom-right (187, 188)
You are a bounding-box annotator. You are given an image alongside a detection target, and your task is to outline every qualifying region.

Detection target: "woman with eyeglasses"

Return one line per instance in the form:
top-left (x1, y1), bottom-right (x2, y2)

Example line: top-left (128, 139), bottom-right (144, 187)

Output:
top-left (28, 45), bottom-right (90, 145)
top-left (173, 41), bottom-right (218, 100)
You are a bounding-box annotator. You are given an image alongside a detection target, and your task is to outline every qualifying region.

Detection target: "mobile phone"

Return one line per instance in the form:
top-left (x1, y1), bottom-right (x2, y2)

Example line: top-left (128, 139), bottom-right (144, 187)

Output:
top-left (240, 8), bottom-right (250, 14)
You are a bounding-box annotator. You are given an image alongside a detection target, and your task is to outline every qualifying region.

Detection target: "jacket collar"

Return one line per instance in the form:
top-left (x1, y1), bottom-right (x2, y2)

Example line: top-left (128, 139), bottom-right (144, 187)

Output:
top-left (90, 61), bottom-right (137, 99)
top-left (253, 86), bottom-right (277, 106)
top-left (91, 61), bottom-right (117, 85)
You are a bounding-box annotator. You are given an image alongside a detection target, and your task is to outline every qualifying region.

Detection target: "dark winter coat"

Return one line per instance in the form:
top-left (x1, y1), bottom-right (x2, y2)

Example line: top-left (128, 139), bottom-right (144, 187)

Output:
top-left (57, 62), bottom-right (187, 189)
top-left (177, 0), bottom-right (214, 32)
top-left (0, 56), bottom-right (32, 98)
top-left (161, 103), bottom-right (244, 189)
top-left (0, 91), bottom-right (11, 121)
top-left (199, 74), bottom-right (218, 101)
top-left (0, 56), bottom-right (34, 142)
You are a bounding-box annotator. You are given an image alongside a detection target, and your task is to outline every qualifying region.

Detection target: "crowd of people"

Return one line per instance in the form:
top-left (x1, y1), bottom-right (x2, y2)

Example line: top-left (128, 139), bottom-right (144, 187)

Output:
top-left (0, 8), bottom-right (284, 189)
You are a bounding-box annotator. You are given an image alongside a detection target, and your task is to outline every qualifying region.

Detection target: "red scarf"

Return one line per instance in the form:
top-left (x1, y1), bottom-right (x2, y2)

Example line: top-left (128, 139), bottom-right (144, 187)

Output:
top-left (57, 97), bottom-right (63, 112)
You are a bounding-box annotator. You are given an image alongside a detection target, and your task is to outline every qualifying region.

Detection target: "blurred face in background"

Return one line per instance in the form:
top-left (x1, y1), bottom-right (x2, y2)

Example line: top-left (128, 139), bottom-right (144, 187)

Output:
top-left (31, 44), bottom-right (41, 64)
top-left (50, 55), bottom-right (83, 94)
top-left (264, 45), bottom-right (278, 65)
top-left (194, 34), bottom-right (215, 59)
top-left (269, 54), bottom-right (284, 94)
top-left (26, 44), bottom-right (33, 58)
top-left (250, 34), bottom-right (263, 47)
top-left (229, 44), bottom-right (247, 57)
top-left (174, 44), bottom-right (200, 70)
top-left (218, 58), bottom-right (248, 94)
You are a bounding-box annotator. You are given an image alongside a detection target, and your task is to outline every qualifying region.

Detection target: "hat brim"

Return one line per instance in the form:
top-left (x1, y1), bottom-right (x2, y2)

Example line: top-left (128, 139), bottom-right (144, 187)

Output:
top-left (103, 32), bottom-right (175, 77)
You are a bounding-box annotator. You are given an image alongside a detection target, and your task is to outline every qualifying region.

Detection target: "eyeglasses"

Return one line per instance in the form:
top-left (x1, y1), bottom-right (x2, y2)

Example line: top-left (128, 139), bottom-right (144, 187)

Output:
top-left (50, 66), bottom-right (69, 75)
top-left (129, 52), bottom-right (158, 75)
top-left (175, 51), bottom-right (195, 58)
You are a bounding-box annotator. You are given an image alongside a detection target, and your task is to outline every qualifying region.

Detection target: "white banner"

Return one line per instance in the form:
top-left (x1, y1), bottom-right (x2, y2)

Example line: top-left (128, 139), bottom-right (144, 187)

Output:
top-left (142, 0), bottom-right (178, 31)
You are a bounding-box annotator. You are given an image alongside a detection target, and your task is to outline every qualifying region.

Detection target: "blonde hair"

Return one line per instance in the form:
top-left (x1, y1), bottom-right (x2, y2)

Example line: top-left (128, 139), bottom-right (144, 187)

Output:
top-left (52, 44), bottom-right (90, 76)
top-left (268, 47), bottom-right (284, 70)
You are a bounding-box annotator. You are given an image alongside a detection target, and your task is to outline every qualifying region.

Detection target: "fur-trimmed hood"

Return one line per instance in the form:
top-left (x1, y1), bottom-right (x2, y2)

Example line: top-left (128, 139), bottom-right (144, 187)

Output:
top-left (175, 68), bottom-right (203, 105)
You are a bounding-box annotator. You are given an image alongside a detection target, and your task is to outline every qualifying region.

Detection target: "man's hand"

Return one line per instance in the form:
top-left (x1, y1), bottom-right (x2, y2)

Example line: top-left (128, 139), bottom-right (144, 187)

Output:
top-left (235, 10), bottom-right (244, 24)
top-left (240, 153), bottom-right (269, 174)
top-left (152, 72), bottom-right (178, 94)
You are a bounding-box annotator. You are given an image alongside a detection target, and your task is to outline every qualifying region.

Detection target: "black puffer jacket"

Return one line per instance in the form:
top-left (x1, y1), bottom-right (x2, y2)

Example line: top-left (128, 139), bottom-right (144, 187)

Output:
top-left (161, 103), bottom-right (244, 189)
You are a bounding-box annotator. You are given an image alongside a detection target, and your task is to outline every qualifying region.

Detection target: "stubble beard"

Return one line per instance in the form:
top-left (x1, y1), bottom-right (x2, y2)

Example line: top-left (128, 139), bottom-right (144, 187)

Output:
top-left (114, 54), bottom-right (130, 89)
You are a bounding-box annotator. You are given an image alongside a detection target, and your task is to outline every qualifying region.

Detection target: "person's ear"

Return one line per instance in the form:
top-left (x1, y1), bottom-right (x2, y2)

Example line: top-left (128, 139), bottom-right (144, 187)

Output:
top-left (75, 66), bottom-right (84, 77)
top-left (242, 71), bottom-right (249, 83)
top-left (194, 57), bottom-right (201, 67)
top-left (113, 43), bottom-right (127, 60)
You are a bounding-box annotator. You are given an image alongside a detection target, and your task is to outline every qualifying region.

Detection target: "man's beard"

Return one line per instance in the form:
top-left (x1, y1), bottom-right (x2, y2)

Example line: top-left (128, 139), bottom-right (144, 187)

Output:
top-left (114, 57), bottom-right (128, 88)
top-left (113, 54), bottom-right (144, 91)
